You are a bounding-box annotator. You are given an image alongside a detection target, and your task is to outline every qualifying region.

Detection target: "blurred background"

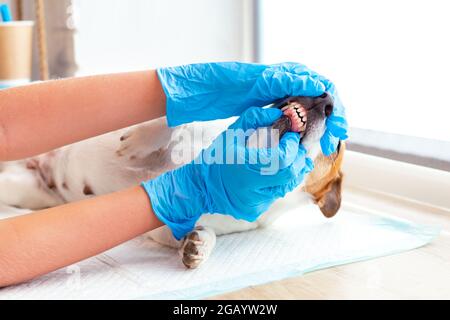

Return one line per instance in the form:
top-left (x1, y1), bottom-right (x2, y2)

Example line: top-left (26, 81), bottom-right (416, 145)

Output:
top-left (2, 0), bottom-right (450, 170)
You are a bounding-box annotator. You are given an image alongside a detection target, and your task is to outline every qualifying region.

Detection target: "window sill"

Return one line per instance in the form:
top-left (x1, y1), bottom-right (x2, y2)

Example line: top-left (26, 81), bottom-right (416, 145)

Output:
top-left (347, 128), bottom-right (450, 172)
top-left (343, 151), bottom-right (450, 211)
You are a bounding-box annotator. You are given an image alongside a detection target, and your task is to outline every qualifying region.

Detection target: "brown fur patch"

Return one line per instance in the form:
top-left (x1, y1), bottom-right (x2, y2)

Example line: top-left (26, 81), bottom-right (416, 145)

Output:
top-left (83, 184), bottom-right (94, 196)
top-left (184, 240), bottom-right (199, 255)
top-left (26, 159), bottom-right (38, 170)
top-left (47, 179), bottom-right (56, 189)
top-left (26, 158), bottom-right (57, 190)
top-left (303, 142), bottom-right (345, 218)
top-left (187, 231), bottom-right (201, 241)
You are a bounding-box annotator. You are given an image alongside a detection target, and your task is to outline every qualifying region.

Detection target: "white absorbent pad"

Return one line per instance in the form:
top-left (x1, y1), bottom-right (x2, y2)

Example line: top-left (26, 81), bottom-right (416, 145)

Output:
top-left (0, 204), bottom-right (439, 299)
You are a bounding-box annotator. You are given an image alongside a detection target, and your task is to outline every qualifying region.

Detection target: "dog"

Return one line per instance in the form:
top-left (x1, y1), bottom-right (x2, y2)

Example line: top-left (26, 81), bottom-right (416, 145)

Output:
top-left (0, 97), bottom-right (344, 269)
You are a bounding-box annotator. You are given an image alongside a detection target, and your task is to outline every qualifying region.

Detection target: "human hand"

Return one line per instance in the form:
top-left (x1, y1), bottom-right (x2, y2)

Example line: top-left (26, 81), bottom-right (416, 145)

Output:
top-left (141, 107), bottom-right (313, 240)
top-left (157, 61), bottom-right (326, 126)
top-left (302, 71), bottom-right (348, 155)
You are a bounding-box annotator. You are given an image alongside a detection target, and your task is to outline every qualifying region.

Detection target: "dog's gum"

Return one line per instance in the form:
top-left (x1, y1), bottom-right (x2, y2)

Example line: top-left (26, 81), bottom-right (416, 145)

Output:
top-left (282, 105), bottom-right (306, 133)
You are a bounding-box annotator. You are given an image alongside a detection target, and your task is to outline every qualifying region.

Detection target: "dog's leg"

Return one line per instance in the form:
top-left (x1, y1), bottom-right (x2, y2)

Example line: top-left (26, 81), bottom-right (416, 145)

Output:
top-left (179, 226), bottom-right (217, 269)
top-left (148, 225), bottom-right (217, 269)
top-left (116, 117), bottom-right (177, 160)
top-left (116, 117), bottom-right (234, 169)
top-left (147, 226), bottom-right (183, 248)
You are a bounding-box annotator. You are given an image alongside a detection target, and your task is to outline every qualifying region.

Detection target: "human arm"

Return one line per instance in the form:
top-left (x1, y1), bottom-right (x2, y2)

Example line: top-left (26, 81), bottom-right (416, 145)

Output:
top-left (0, 70), bottom-right (166, 160)
top-left (0, 186), bottom-right (162, 287)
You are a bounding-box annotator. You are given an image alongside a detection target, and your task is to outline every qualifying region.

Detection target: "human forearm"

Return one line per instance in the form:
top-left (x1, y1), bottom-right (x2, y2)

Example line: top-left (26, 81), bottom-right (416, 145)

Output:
top-left (0, 70), bottom-right (165, 160)
top-left (0, 186), bottom-right (163, 287)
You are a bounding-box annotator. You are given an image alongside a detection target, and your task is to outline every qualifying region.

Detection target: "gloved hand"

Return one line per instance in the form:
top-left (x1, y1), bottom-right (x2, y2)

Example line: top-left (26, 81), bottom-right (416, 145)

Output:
top-left (307, 73), bottom-right (348, 156)
top-left (142, 107), bottom-right (314, 240)
top-left (157, 61), bottom-right (348, 156)
top-left (158, 62), bottom-right (326, 127)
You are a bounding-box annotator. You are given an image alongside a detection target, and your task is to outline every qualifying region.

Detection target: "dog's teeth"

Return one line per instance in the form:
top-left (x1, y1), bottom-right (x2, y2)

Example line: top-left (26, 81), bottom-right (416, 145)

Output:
top-left (281, 102), bottom-right (309, 133)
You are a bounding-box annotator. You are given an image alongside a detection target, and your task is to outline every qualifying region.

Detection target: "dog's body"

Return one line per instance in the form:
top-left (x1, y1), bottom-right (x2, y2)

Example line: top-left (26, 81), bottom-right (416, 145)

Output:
top-left (0, 101), bottom-right (344, 268)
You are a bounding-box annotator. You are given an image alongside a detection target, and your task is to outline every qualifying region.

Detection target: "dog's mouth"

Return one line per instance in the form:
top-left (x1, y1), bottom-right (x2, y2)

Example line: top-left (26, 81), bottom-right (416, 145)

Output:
top-left (281, 101), bottom-right (308, 133)
top-left (272, 93), bottom-right (334, 141)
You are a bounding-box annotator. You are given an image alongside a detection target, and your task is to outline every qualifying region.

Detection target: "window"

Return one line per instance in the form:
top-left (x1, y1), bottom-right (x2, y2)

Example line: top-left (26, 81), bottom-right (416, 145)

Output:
top-left (259, 0), bottom-right (450, 169)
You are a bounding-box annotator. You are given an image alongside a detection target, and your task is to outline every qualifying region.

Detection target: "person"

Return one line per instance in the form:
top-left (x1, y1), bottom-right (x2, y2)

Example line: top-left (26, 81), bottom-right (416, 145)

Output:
top-left (0, 62), bottom-right (347, 287)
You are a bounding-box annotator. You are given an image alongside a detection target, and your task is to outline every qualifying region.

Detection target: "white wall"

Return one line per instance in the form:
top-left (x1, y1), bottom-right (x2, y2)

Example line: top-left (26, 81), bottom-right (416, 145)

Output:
top-left (260, 0), bottom-right (450, 142)
top-left (73, 0), bottom-right (254, 75)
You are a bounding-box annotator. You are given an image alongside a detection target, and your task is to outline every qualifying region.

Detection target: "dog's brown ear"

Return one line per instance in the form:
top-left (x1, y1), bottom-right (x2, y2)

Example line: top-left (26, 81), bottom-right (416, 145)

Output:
top-left (316, 173), bottom-right (343, 218)
top-left (304, 141), bottom-right (345, 218)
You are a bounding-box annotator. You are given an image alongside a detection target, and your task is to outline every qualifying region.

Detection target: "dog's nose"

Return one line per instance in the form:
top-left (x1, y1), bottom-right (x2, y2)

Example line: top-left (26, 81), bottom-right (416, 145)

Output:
top-left (314, 92), bottom-right (334, 118)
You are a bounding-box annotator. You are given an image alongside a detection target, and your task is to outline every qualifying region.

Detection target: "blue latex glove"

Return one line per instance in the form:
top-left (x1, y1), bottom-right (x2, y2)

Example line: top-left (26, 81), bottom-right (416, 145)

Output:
top-left (306, 73), bottom-right (348, 155)
top-left (158, 61), bottom-right (348, 156)
top-left (158, 62), bottom-right (326, 127)
top-left (142, 107), bottom-right (314, 240)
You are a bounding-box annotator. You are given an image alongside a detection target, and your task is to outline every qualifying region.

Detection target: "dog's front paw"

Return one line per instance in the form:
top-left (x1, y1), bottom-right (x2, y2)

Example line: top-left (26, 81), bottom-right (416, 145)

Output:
top-left (180, 226), bottom-right (216, 269)
top-left (116, 127), bottom-right (153, 159)
top-left (116, 119), bottom-right (174, 160)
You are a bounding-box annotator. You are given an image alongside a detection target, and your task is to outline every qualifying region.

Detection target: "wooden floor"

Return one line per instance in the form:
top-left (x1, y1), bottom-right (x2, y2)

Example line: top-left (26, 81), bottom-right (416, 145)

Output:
top-left (210, 188), bottom-right (450, 300)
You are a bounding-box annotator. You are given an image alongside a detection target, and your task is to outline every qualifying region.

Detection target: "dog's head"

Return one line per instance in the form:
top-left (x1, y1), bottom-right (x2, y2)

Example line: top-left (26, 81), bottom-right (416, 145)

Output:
top-left (272, 93), bottom-right (344, 218)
